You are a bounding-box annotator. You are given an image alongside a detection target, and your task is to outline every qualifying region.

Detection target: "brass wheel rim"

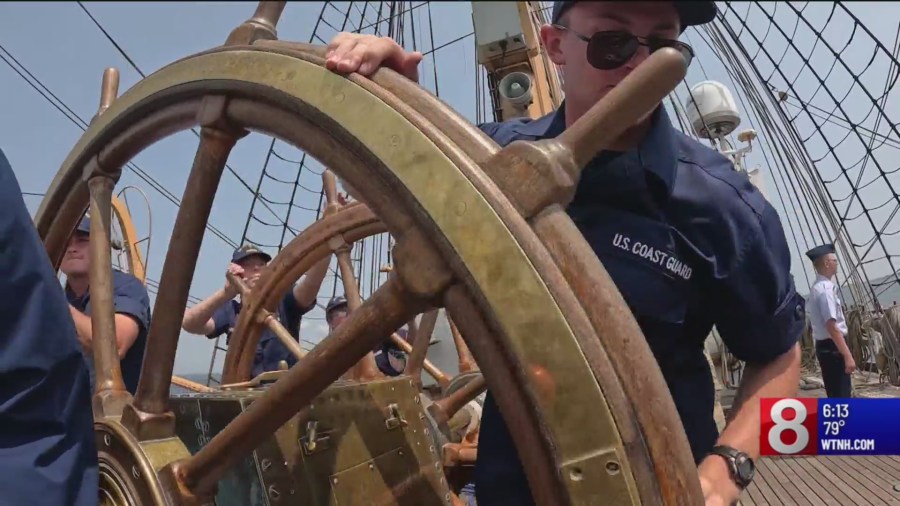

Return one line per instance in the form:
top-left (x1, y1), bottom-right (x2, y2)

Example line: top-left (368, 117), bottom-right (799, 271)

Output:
top-left (36, 40), bottom-right (700, 504)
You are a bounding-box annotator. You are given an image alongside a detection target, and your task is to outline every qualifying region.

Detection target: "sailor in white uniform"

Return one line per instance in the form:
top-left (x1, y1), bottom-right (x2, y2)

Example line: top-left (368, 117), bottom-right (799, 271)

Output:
top-left (805, 243), bottom-right (856, 397)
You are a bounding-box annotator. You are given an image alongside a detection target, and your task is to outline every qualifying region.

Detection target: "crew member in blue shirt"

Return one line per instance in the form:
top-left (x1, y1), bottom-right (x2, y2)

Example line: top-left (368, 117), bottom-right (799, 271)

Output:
top-left (805, 243), bottom-right (856, 398)
top-left (374, 329), bottom-right (410, 376)
top-left (325, 1), bottom-right (805, 504)
top-left (326, 295), bottom-right (411, 376)
top-left (325, 295), bottom-right (350, 330)
top-left (62, 215), bottom-right (151, 395)
top-left (182, 244), bottom-right (331, 377)
top-left (0, 147), bottom-right (98, 505)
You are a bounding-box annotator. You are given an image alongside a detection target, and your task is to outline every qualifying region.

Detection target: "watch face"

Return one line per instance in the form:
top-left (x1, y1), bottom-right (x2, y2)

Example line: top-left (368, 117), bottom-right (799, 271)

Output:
top-left (736, 456), bottom-right (755, 482)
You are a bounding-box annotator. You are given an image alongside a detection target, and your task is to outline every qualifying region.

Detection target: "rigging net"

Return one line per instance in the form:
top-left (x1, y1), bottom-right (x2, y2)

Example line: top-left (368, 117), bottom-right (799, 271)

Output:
top-left (721, 2), bottom-right (899, 310)
top-left (671, 1), bottom-right (900, 386)
top-left (205, 1), bottom-right (471, 385)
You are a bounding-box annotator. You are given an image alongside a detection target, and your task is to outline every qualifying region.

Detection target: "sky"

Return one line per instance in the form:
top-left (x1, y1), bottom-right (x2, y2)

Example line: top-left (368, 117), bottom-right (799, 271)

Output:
top-left (1, 1), bottom-right (898, 375)
top-left (707, 1), bottom-right (900, 303)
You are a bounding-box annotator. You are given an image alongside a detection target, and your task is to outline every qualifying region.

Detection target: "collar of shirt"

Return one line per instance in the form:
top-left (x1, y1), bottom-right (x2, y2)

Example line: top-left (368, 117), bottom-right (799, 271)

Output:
top-left (509, 102), bottom-right (679, 197)
top-left (815, 274), bottom-right (832, 283)
top-left (65, 283), bottom-right (89, 309)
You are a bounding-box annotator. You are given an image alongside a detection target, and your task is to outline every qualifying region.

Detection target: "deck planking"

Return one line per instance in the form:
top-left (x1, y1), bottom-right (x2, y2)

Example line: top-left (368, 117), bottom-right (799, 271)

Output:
top-left (739, 455), bottom-right (900, 505)
top-left (715, 351), bottom-right (900, 504)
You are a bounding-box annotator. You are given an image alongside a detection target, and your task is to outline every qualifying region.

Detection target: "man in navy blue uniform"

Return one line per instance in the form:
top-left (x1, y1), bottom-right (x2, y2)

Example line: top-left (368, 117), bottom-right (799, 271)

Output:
top-left (0, 147), bottom-right (98, 505)
top-left (373, 329), bottom-right (410, 377)
top-left (183, 244), bottom-right (331, 377)
top-left (325, 295), bottom-right (350, 330)
top-left (326, 295), bottom-right (411, 376)
top-left (62, 215), bottom-right (151, 396)
top-left (325, 1), bottom-right (805, 504)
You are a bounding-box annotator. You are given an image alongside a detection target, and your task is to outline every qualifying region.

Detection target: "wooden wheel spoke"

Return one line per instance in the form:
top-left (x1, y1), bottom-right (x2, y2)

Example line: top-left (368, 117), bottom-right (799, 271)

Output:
top-left (224, 0), bottom-right (286, 46)
top-left (478, 48), bottom-right (689, 221)
top-left (405, 308), bottom-right (440, 387)
top-left (382, 262), bottom-right (452, 389)
top-left (169, 375), bottom-right (214, 393)
top-left (109, 193), bottom-right (148, 283)
top-left (125, 100), bottom-right (247, 441)
top-left (86, 176), bottom-right (130, 414)
top-left (447, 314), bottom-right (477, 374)
top-left (324, 169), bottom-right (383, 381)
top-left (81, 68), bottom-right (133, 418)
top-left (176, 275), bottom-right (426, 495)
top-left (557, 48), bottom-right (687, 171)
top-left (429, 374), bottom-right (486, 428)
top-left (393, 325), bottom-right (450, 388)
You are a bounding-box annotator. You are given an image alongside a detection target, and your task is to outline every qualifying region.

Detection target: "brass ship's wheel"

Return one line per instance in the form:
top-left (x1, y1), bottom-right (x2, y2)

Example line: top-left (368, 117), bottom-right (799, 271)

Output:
top-left (35, 2), bottom-right (700, 504)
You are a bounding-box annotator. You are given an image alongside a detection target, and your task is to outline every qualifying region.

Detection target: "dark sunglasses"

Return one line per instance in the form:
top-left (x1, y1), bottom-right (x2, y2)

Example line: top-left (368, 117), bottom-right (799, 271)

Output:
top-left (555, 26), bottom-right (694, 70)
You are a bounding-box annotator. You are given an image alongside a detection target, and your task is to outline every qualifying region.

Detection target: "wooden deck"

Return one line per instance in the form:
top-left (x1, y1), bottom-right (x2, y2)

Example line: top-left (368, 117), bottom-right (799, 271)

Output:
top-left (740, 455), bottom-right (900, 505)
top-left (715, 363), bottom-right (900, 504)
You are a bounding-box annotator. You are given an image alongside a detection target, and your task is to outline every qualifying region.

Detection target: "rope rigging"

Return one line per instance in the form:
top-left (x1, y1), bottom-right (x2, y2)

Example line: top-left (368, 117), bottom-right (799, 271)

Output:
top-left (0, 42), bottom-right (238, 249)
top-left (656, 2), bottom-right (900, 387)
top-left (721, 1), bottom-right (900, 316)
top-left (689, 1), bottom-right (900, 385)
top-left (75, 1), bottom-right (291, 242)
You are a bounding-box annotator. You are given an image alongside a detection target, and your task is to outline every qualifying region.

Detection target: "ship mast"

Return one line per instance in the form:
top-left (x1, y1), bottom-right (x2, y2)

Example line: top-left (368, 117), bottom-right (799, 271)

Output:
top-left (472, 1), bottom-right (562, 122)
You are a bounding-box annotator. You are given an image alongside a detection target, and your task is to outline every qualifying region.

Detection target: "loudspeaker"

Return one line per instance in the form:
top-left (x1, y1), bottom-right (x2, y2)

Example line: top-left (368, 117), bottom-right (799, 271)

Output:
top-left (498, 71), bottom-right (533, 107)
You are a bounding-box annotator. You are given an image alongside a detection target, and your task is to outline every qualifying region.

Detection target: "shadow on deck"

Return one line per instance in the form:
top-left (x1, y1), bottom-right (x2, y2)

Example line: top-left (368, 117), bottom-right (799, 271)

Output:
top-left (740, 455), bottom-right (900, 505)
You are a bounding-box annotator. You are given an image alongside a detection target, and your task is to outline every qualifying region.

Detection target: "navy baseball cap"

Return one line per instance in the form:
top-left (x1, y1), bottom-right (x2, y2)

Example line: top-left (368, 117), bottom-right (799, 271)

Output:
top-left (805, 243), bottom-right (836, 262)
top-left (231, 244), bottom-right (272, 263)
top-left (75, 216), bottom-right (90, 235)
top-left (326, 296), bottom-right (348, 314)
top-left (551, 1), bottom-right (718, 32)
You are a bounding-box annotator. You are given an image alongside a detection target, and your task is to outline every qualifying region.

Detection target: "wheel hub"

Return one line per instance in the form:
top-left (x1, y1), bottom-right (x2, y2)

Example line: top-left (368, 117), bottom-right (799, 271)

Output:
top-left (95, 419), bottom-right (170, 506)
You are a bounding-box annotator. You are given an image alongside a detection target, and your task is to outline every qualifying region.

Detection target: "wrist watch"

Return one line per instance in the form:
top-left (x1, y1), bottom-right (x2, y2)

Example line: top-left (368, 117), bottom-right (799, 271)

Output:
top-left (708, 445), bottom-right (755, 489)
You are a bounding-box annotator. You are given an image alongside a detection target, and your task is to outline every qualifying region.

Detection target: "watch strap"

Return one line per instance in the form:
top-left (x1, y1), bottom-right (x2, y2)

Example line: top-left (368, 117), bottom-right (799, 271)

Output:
top-left (709, 445), bottom-right (754, 489)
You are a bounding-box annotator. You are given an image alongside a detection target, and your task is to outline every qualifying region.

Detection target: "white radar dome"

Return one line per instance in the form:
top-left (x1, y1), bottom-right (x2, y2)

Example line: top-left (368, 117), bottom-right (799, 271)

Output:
top-left (684, 81), bottom-right (741, 140)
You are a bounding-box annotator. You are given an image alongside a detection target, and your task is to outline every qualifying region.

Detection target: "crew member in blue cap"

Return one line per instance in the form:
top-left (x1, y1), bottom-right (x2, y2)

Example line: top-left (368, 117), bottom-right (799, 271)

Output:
top-left (62, 215), bottom-right (151, 395)
top-left (183, 243), bottom-right (331, 377)
top-left (805, 243), bottom-right (855, 398)
top-left (374, 328), bottom-right (410, 376)
top-left (325, 1), bottom-right (805, 503)
top-left (326, 295), bottom-right (411, 376)
top-left (325, 295), bottom-right (350, 330)
top-left (0, 147), bottom-right (98, 504)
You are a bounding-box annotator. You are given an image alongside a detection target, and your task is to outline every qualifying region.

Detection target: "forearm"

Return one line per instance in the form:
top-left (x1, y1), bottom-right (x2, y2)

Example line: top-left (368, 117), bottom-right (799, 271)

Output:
top-left (182, 288), bottom-right (232, 333)
top-left (720, 344), bottom-right (802, 458)
top-left (827, 321), bottom-right (851, 356)
top-left (294, 254), bottom-right (330, 309)
top-left (69, 306), bottom-right (93, 350)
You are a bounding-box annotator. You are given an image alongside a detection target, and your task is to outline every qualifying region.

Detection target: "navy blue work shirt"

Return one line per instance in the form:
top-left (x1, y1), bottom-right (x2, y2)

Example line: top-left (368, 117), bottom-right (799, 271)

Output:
top-left (67, 269), bottom-right (151, 395)
top-left (0, 147), bottom-right (98, 506)
top-left (474, 106), bottom-right (806, 505)
top-left (373, 328), bottom-right (410, 377)
top-left (207, 292), bottom-right (314, 377)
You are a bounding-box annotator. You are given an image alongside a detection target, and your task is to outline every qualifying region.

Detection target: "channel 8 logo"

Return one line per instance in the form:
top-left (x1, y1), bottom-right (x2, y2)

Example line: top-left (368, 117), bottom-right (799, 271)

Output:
top-left (760, 398), bottom-right (818, 456)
